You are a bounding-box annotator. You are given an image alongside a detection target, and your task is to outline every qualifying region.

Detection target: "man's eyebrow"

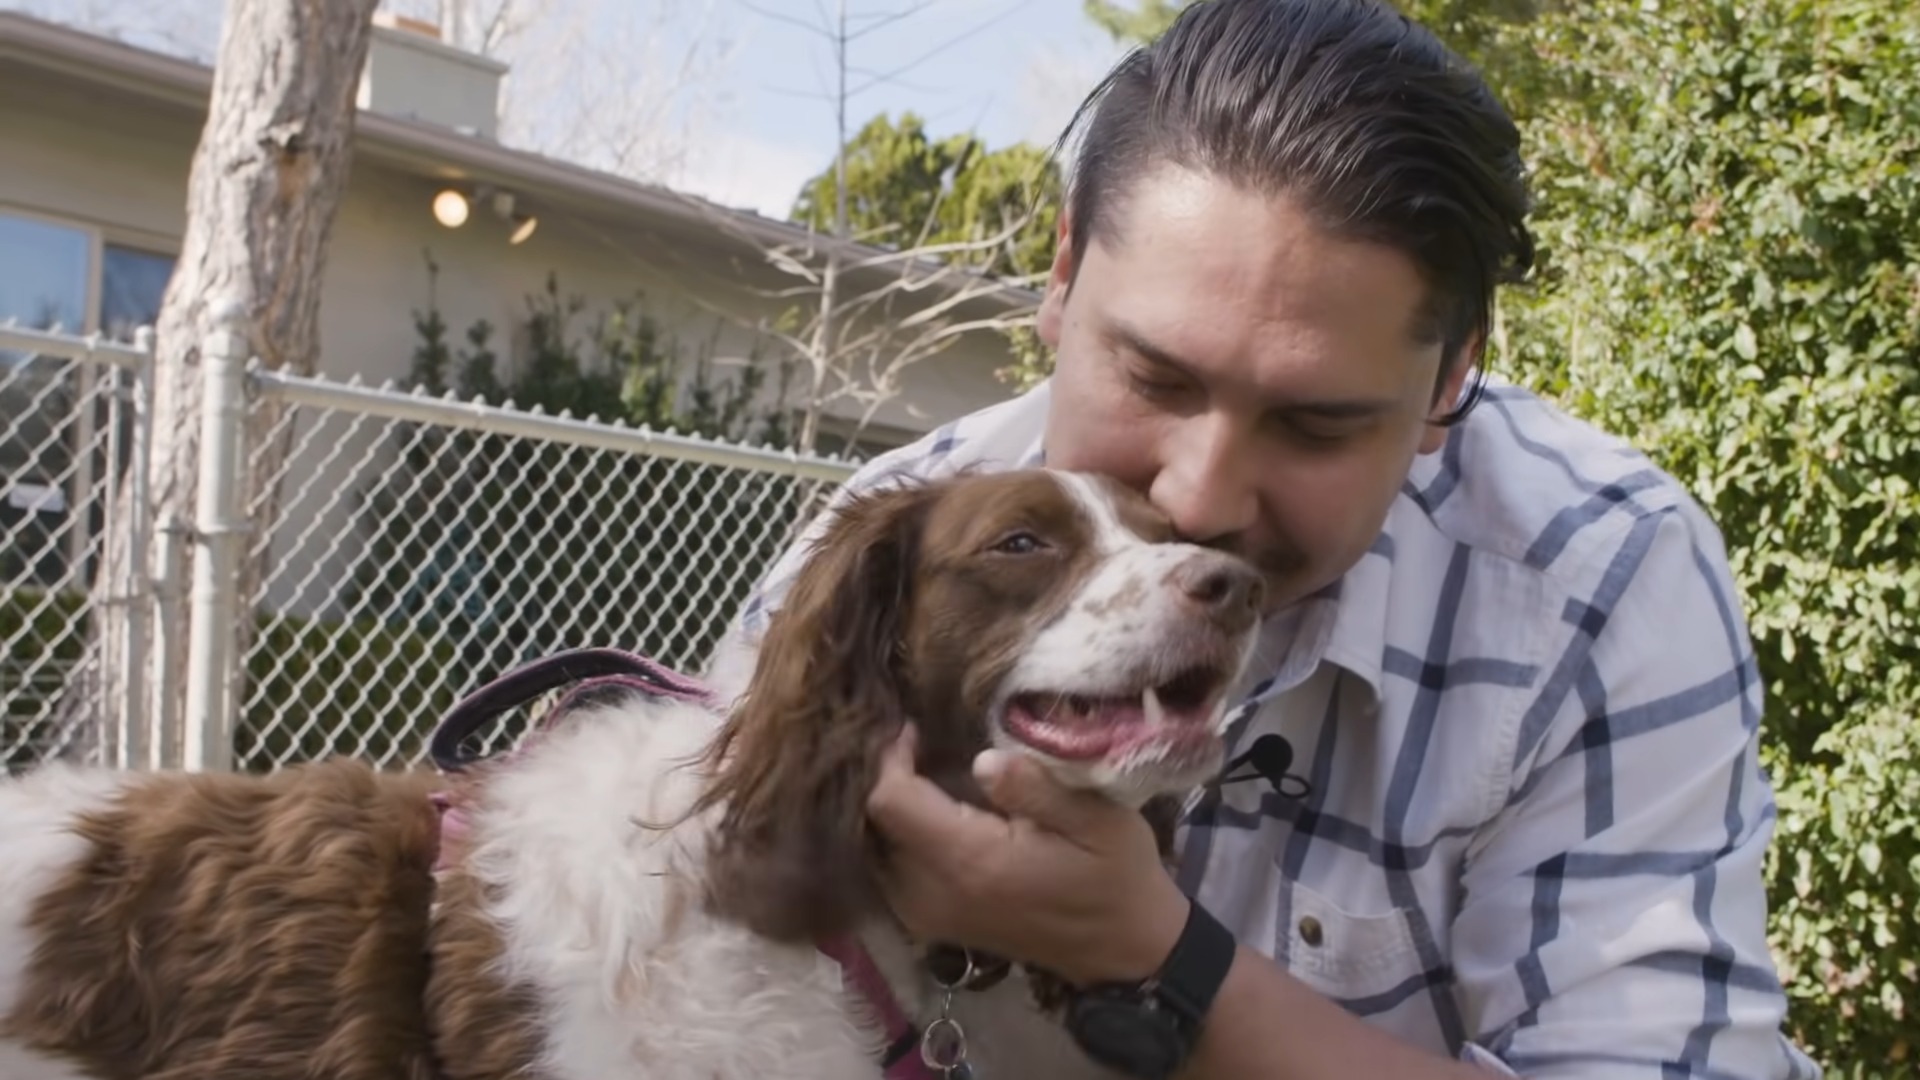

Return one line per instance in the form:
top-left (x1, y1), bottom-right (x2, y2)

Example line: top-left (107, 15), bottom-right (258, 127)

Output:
top-left (1107, 318), bottom-right (1402, 420)
top-left (1109, 319), bottom-right (1197, 380)
top-left (1284, 397), bottom-right (1401, 420)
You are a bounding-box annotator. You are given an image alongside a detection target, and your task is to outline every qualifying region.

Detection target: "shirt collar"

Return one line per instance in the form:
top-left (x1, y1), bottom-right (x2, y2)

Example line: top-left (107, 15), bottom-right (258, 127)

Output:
top-left (1317, 531), bottom-right (1394, 703)
top-left (1253, 450), bottom-right (1448, 708)
top-left (1235, 503), bottom-right (1408, 714)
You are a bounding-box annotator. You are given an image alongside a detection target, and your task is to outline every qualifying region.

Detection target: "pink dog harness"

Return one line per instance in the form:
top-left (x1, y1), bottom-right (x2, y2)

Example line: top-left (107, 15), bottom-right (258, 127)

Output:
top-left (426, 648), bottom-right (940, 1080)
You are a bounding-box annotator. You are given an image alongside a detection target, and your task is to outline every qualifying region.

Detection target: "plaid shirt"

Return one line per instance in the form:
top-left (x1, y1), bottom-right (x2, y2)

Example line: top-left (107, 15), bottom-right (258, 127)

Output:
top-left (704, 378), bottom-right (1821, 1079)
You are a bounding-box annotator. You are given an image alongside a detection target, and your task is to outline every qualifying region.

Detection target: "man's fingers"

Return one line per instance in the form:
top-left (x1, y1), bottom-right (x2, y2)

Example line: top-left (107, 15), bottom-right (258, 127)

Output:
top-left (973, 749), bottom-right (1113, 841)
top-left (867, 725), bottom-right (1004, 851)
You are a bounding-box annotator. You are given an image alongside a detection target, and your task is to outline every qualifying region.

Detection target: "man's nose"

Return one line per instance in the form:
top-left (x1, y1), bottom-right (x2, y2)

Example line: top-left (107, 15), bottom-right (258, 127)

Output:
top-left (1148, 415), bottom-right (1258, 544)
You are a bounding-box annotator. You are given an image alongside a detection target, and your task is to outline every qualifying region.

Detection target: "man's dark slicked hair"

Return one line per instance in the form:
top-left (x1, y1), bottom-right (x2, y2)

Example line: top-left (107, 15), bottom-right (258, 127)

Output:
top-left (1056, 0), bottom-right (1535, 423)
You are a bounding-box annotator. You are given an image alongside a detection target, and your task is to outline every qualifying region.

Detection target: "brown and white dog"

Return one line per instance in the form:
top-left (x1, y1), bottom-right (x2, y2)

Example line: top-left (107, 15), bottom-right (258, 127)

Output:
top-left (0, 468), bottom-right (1263, 1080)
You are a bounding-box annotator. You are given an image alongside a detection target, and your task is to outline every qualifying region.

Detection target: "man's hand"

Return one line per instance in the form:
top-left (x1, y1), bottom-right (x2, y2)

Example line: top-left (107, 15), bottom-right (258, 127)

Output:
top-left (867, 726), bottom-right (1502, 1080)
top-left (865, 725), bottom-right (1192, 986)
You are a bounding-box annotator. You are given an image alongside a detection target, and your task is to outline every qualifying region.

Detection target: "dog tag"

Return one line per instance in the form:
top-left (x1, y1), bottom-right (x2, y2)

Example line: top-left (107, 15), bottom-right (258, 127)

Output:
top-left (921, 1014), bottom-right (970, 1077)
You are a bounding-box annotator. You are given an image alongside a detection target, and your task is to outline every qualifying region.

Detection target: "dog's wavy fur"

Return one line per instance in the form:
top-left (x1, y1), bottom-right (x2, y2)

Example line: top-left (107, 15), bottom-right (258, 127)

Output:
top-left (694, 482), bottom-right (938, 945)
top-left (1, 761), bottom-right (445, 1079)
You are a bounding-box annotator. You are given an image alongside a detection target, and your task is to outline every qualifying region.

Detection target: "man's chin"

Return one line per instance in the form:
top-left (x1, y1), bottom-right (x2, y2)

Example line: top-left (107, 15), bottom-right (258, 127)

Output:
top-left (1250, 567), bottom-right (1321, 616)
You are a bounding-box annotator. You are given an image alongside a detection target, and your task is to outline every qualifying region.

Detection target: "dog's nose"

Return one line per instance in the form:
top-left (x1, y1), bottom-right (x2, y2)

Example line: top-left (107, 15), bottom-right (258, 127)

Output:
top-left (1171, 553), bottom-right (1264, 627)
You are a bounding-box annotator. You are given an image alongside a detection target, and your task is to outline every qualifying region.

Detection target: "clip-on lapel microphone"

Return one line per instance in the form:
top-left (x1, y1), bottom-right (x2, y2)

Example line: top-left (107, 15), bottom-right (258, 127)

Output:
top-left (1214, 733), bottom-right (1313, 800)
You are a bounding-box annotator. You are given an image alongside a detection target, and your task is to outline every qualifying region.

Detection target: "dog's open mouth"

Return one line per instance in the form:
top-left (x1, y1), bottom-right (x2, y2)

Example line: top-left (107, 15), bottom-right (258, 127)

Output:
top-left (999, 664), bottom-right (1232, 765)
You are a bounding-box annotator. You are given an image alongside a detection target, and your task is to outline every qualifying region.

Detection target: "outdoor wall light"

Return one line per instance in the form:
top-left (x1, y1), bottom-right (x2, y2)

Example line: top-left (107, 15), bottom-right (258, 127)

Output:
top-left (487, 189), bottom-right (539, 245)
top-left (432, 188), bottom-right (470, 227)
top-left (431, 184), bottom-right (536, 242)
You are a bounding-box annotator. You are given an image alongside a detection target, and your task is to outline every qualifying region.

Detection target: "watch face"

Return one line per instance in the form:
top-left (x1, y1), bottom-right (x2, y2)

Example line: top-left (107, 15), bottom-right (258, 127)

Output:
top-left (1068, 996), bottom-right (1186, 1079)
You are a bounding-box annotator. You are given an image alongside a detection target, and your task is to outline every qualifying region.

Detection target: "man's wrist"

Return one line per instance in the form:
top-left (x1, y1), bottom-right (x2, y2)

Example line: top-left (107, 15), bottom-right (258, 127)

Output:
top-left (1077, 874), bottom-right (1195, 986)
top-left (1062, 893), bottom-right (1240, 1080)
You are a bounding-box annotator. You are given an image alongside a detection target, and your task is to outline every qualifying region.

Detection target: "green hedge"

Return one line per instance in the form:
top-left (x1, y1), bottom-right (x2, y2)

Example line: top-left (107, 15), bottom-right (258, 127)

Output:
top-left (0, 587), bottom-right (88, 673)
top-left (1496, 1), bottom-right (1919, 1070)
top-left (2, 587), bottom-right (90, 768)
top-left (234, 610), bottom-right (462, 773)
top-left (1, 587), bottom-right (460, 774)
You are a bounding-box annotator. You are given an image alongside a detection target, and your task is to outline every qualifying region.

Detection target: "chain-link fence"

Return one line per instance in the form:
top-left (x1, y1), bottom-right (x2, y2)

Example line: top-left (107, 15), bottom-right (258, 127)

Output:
top-left (1, 324), bottom-right (149, 772)
top-left (236, 369), bottom-right (850, 771)
top-left (1, 317), bottom-right (855, 776)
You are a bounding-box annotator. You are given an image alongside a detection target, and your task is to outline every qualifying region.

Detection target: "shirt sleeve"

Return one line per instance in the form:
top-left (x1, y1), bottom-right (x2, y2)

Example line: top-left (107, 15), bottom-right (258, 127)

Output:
top-left (1447, 507), bottom-right (1821, 1078)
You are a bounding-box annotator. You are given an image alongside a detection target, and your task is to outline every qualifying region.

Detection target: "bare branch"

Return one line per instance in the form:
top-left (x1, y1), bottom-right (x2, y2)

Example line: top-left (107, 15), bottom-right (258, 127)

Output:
top-left (845, 0), bottom-right (1024, 97)
top-left (839, 212), bottom-right (1043, 270)
top-left (839, 68), bottom-right (945, 95)
top-left (843, 0), bottom-right (944, 41)
top-left (505, 0), bottom-right (1050, 456)
top-left (736, 0), bottom-right (834, 39)
top-left (754, 81), bottom-right (846, 102)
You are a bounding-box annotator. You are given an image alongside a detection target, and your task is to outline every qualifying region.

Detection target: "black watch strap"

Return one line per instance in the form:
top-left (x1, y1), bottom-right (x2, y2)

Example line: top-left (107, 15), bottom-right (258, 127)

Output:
top-left (1149, 898), bottom-right (1237, 1027)
top-left (1064, 899), bottom-right (1237, 1078)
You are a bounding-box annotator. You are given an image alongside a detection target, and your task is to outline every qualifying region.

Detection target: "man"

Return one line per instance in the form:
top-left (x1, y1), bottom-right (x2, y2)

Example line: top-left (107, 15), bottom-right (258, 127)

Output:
top-left (707, 1), bottom-right (1819, 1076)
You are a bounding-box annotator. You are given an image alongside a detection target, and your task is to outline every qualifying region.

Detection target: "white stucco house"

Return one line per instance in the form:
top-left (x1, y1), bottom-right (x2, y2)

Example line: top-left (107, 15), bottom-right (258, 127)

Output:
top-left (0, 8), bottom-right (1034, 454)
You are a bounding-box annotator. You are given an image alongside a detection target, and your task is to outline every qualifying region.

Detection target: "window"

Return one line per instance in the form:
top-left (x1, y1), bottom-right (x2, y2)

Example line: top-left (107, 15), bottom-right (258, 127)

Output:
top-left (0, 210), bottom-right (176, 588)
top-left (0, 214), bottom-right (89, 334)
top-left (100, 245), bottom-right (175, 342)
top-left (809, 416), bottom-right (915, 463)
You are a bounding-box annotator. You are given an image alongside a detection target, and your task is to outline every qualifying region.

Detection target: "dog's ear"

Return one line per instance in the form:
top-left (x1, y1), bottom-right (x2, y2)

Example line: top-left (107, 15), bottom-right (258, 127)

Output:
top-left (694, 480), bottom-right (937, 943)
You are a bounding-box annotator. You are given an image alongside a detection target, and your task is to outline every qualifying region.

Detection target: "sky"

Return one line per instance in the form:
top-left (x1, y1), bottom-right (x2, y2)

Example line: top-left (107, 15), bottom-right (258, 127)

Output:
top-left (672, 0), bottom-right (1132, 217)
top-left (4, 0), bottom-right (1133, 221)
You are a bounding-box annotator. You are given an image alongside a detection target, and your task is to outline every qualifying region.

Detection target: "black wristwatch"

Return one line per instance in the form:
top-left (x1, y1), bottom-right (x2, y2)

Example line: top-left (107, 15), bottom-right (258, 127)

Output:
top-left (1063, 899), bottom-right (1237, 1079)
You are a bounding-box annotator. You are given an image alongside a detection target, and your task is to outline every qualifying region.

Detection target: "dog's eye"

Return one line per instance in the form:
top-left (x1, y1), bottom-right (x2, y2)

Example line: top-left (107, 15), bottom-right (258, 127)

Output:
top-left (990, 531), bottom-right (1048, 555)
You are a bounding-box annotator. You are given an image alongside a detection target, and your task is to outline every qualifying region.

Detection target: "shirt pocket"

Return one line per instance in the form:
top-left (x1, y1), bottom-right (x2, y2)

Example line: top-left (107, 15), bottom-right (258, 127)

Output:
top-left (1275, 877), bottom-right (1429, 1004)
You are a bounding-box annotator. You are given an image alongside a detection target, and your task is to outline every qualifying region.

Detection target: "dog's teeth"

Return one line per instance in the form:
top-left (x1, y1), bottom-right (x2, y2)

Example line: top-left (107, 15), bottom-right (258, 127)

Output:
top-left (1143, 686), bottom-right (1165, 727)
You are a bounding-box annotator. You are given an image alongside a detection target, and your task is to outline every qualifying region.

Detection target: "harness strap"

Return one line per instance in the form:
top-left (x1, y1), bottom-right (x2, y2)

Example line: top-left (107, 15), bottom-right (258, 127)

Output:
top-left (817, 934), bottom-right (941, 1080)
top-left (427, 647), bottom-right (716, 774)
top-left (424, 647), bottom-right (932, 1078)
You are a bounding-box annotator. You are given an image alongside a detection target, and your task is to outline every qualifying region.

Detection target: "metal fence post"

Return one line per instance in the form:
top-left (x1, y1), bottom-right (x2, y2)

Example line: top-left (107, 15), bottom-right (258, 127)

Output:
top-left (119, 325), bottom-right (155, 770)
top-left (181, 300), bottom-right (249, 773)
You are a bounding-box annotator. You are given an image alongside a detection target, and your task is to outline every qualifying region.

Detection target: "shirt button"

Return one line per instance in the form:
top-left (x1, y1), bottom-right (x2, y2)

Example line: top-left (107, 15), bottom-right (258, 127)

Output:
top-left (1299, 916), bottom-right (1324, 947)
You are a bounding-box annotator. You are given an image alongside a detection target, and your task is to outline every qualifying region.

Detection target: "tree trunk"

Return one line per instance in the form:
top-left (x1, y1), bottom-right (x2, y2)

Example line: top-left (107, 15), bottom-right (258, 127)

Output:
top-left (73, 0), bottom-right (381, 768)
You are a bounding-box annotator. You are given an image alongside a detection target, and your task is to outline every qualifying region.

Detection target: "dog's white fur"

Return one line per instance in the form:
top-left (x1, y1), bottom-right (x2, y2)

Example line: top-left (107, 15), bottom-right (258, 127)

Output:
top-left (0, 767), bottom-right (131, 1026)
top-left (444, 696), bottom-right (1102, 1079)
top-left (0, 701), bottom-right (1097, 1080)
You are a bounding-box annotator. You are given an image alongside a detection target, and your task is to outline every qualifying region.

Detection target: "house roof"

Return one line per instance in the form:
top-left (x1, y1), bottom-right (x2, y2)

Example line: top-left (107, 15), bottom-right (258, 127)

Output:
top-left (0, 10), bottom-right (1044, 313)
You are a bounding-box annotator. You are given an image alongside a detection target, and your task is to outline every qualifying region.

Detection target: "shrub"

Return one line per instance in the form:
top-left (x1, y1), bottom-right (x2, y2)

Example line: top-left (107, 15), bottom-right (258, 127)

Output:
top-left (235, 609), bottom-right (462, 772)
top-left (1, 587), bottom-right (89, 769)
top-left (1, 586), bottom-right (459, 774)
top-left (344, 269), bottom-right (811, 697)
top-left (1496, 1), bottom-right (1920, 1068)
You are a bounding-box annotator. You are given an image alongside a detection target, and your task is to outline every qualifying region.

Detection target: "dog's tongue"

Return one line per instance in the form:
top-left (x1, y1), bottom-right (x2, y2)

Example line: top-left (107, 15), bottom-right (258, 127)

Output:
top-left (1004, 687), bottom-right (1209, 762)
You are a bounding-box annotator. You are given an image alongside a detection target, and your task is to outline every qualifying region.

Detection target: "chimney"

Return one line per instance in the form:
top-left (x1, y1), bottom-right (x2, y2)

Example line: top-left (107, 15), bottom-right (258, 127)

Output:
top-left (357, 11), bottom-right (508, 140)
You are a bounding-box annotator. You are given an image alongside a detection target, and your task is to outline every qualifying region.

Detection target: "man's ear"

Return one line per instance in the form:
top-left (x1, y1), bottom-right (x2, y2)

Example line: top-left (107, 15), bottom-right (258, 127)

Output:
top-left (1037, 211), bottom-right (1077, 349)
top-left (1420, 335), bottom-right (1481, 454)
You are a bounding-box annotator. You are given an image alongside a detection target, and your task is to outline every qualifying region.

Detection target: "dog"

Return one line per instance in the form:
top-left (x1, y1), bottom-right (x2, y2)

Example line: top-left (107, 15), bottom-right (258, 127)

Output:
top-left (0, 468), bottom-right (1263, 1079)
